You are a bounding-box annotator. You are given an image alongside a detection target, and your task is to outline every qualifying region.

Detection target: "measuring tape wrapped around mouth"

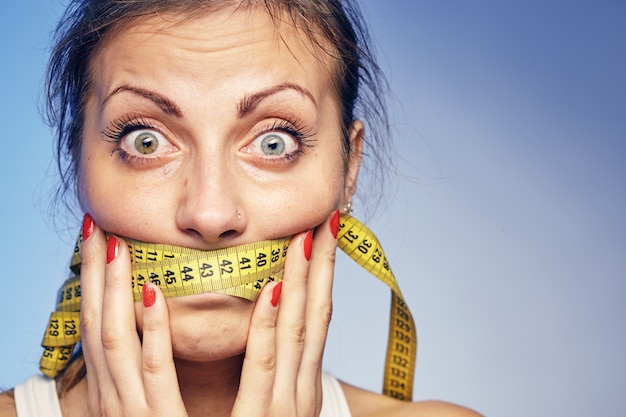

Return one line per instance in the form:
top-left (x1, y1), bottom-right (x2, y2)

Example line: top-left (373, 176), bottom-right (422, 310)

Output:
top-left (40, 214), bottom-right (417, 400)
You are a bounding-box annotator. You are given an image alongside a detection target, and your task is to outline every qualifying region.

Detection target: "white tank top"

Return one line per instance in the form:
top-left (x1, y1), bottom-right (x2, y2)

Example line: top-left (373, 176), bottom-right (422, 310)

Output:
top-left (14, 373), bottom-right (352, 417)
top-left (14, 375), bottom-right (62, 417)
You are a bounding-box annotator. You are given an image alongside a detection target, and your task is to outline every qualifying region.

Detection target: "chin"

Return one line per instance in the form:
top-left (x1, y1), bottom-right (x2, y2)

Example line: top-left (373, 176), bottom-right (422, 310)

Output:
top-left (140, 292), bottom-right (254, 363)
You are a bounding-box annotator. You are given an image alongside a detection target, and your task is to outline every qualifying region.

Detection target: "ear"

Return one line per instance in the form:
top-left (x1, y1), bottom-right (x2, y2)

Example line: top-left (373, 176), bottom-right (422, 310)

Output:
top-left (342, 119), bottom-right (364, 206)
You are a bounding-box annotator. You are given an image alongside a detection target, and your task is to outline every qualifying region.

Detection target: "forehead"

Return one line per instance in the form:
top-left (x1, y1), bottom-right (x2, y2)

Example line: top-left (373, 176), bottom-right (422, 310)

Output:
top-left (90, 6), bottom-right (338, 99)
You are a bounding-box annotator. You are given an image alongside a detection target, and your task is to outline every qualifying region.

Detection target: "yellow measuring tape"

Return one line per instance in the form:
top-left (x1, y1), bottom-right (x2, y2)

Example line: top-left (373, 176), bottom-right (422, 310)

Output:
top-left (40, 214), bottom-right (416, 400)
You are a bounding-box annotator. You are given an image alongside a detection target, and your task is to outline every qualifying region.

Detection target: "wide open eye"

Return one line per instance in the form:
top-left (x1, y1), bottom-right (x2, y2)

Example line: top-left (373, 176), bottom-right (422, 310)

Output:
top-left (260, 133), bottom-right (286, 155)
top-left (122, 129), bottom-right (168, 156)
top-left (133, 131), bottom-right (160, 154)
top-left (244, 131), bottom-right (299, 159)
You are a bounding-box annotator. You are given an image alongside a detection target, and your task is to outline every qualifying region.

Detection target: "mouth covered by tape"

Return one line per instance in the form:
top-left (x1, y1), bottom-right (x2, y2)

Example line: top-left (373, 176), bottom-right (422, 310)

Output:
top-left (40, 214), bottom-right (417, 401)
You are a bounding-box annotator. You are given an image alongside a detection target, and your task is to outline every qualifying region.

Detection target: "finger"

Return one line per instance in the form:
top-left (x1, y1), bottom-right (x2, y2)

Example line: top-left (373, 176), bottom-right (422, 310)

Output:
top-left (100, 235), bottom-right (144, 402)
top-left (297, 210), bottom-right (339, 407)
top-left (78, 214), bottom-right (116, 409)
top-left (141, 283), bottom-right (185, 411)
top-left (233, 281), bottom-right (282, 415)
top-left (272, 230), bottom-right (313, 399)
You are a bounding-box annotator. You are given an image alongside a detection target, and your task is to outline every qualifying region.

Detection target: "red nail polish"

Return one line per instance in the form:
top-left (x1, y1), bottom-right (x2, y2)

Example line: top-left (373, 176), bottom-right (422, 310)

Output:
top-left (330, 209), bottom-right (340, 239)
top-left (303, 230), bottom-right (313, 261)
top-left (82, 213), bottom-right (94, 242)
top-left (271, 282), bottom-right (282, 307)
top-left (143, 283), bottom-right (156, 308)
top-left (107, 236), bottom-right (119, 264)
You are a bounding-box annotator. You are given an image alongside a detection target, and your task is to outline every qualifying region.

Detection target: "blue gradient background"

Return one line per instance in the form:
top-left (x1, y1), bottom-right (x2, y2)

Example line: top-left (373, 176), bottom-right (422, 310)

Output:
top-left (1, 1), bottom-right (624, 416)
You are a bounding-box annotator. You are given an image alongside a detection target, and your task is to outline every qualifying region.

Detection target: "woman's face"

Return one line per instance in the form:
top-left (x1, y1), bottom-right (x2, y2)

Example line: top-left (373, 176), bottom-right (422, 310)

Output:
top-left (78, 7), bottom-right (361, 362)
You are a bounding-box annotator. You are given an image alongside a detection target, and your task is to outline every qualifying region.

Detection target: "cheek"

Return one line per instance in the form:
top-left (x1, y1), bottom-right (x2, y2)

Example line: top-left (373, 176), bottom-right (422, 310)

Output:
top-left (78, 155), bottom-right (164, 235)
top-left (77, 132), bottom-right (173, 235)
top-left (76, 152), bottom-right (92, 212)
top-left (77, 154), bottom-right (114, 225)
top-left (263, 152), bottom-right (345, 227)
top-left (77, 113), bottom-right (109, 216)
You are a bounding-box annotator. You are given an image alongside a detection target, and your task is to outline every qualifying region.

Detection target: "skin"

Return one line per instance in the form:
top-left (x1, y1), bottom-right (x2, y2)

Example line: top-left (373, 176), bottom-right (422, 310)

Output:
top-left (0, 5), bottom-right (481, 417)
top-left (80, 6), bottom-right (351, 370)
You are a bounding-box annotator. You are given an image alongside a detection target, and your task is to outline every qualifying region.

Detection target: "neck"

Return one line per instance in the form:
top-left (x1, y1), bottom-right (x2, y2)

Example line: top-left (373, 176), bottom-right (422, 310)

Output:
top-left (61, 355), bottom-right (245, 417)
top-left (175, 355), bottom-right (244, 417)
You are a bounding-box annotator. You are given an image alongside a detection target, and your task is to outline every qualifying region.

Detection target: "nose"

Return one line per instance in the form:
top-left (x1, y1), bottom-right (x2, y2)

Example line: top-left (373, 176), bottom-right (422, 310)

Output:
top-left (175, 156), bottom-right (246, 245)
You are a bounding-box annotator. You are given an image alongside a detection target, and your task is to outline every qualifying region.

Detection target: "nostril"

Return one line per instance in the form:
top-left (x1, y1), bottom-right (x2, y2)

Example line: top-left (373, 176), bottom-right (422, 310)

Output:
top-left (219, 230), bottom-right (239, 239)
top-left (185, 228), bottom-right (204, 240)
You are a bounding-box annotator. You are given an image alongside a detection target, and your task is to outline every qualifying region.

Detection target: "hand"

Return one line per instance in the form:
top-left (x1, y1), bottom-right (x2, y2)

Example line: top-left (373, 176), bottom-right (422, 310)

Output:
top-left (78, 209), bottom-right (339, 417)
top-left (232, 210), bottom-right (340, 417)
top-left (79, 214), bottom-right (187, 417)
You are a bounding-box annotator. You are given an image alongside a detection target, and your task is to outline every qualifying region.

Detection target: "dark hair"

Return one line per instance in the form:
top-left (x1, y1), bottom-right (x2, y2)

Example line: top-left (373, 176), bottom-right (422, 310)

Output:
top-left (46, 0), bottom-right (391, 220)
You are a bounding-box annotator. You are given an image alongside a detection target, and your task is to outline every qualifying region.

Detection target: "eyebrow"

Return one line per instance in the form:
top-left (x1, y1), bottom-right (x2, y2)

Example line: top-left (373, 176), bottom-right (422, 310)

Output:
top-left (237, 82), bottom-right (317, 118)
top-left (102, 82), bottom-right (315, 119)
top-left (102, 85), bottom-right (183, 118)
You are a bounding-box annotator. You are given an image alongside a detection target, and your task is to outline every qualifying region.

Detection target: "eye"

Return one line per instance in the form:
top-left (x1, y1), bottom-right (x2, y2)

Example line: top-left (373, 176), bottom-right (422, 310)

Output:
top-left (244, 131), bottom-right (300, 159)
top-left (260, 134), bottom-right (286, 155)
top-left (102, 115), bottom-right (179, 167)
top-left (132, 131), bottom-right (160, 154)
top-left (119, 129), bottom-right (174, 158)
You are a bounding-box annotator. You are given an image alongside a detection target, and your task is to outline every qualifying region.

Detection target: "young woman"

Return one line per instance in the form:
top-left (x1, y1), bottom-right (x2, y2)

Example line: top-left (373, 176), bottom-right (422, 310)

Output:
top-left (0, 1), bottom-right (480, 416)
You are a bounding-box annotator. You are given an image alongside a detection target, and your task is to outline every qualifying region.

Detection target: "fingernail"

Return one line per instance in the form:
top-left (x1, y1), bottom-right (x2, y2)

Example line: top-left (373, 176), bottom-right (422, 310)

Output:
top-left (82, 213), bottom-right (94, 242)
top-left (107, 236), bottom-right (119, 264)
top-left (330, 209), bottom-right (340, 239)
top-left (143, 283), bottom-right (156, 308)
top-left (271, 282), bottom-right (283, 307)
top-left (303, 230), bottom-right (313, 261)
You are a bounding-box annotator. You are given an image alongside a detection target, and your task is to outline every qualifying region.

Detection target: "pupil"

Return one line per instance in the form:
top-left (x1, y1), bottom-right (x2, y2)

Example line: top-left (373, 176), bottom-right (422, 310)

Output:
top-left (135, 132), bottom-right (158, 154)
top-left (261, 134), bottom-right (285, 155)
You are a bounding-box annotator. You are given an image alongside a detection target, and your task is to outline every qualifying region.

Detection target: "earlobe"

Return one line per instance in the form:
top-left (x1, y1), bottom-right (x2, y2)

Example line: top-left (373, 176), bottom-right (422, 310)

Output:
top-left (343, 120), bottom-right (364, 203)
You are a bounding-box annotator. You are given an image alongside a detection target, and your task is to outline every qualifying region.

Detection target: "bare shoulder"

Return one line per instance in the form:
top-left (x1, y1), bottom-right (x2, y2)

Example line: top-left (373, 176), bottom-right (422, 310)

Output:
top-left (340, 381), bottom-right (482, 417)
top-left (0, 392), bottom-right (17, 417)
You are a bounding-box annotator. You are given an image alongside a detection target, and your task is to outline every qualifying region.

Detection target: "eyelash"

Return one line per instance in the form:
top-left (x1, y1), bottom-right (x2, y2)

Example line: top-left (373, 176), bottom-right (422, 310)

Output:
top-left (102, 114), bottom-right (155, 142)
top-left (255, 118), bottom-right (317, 161)
top-left (101, 115), bottom-right (317, 164)
top-left (101, 115), bottom-right (162, 165)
